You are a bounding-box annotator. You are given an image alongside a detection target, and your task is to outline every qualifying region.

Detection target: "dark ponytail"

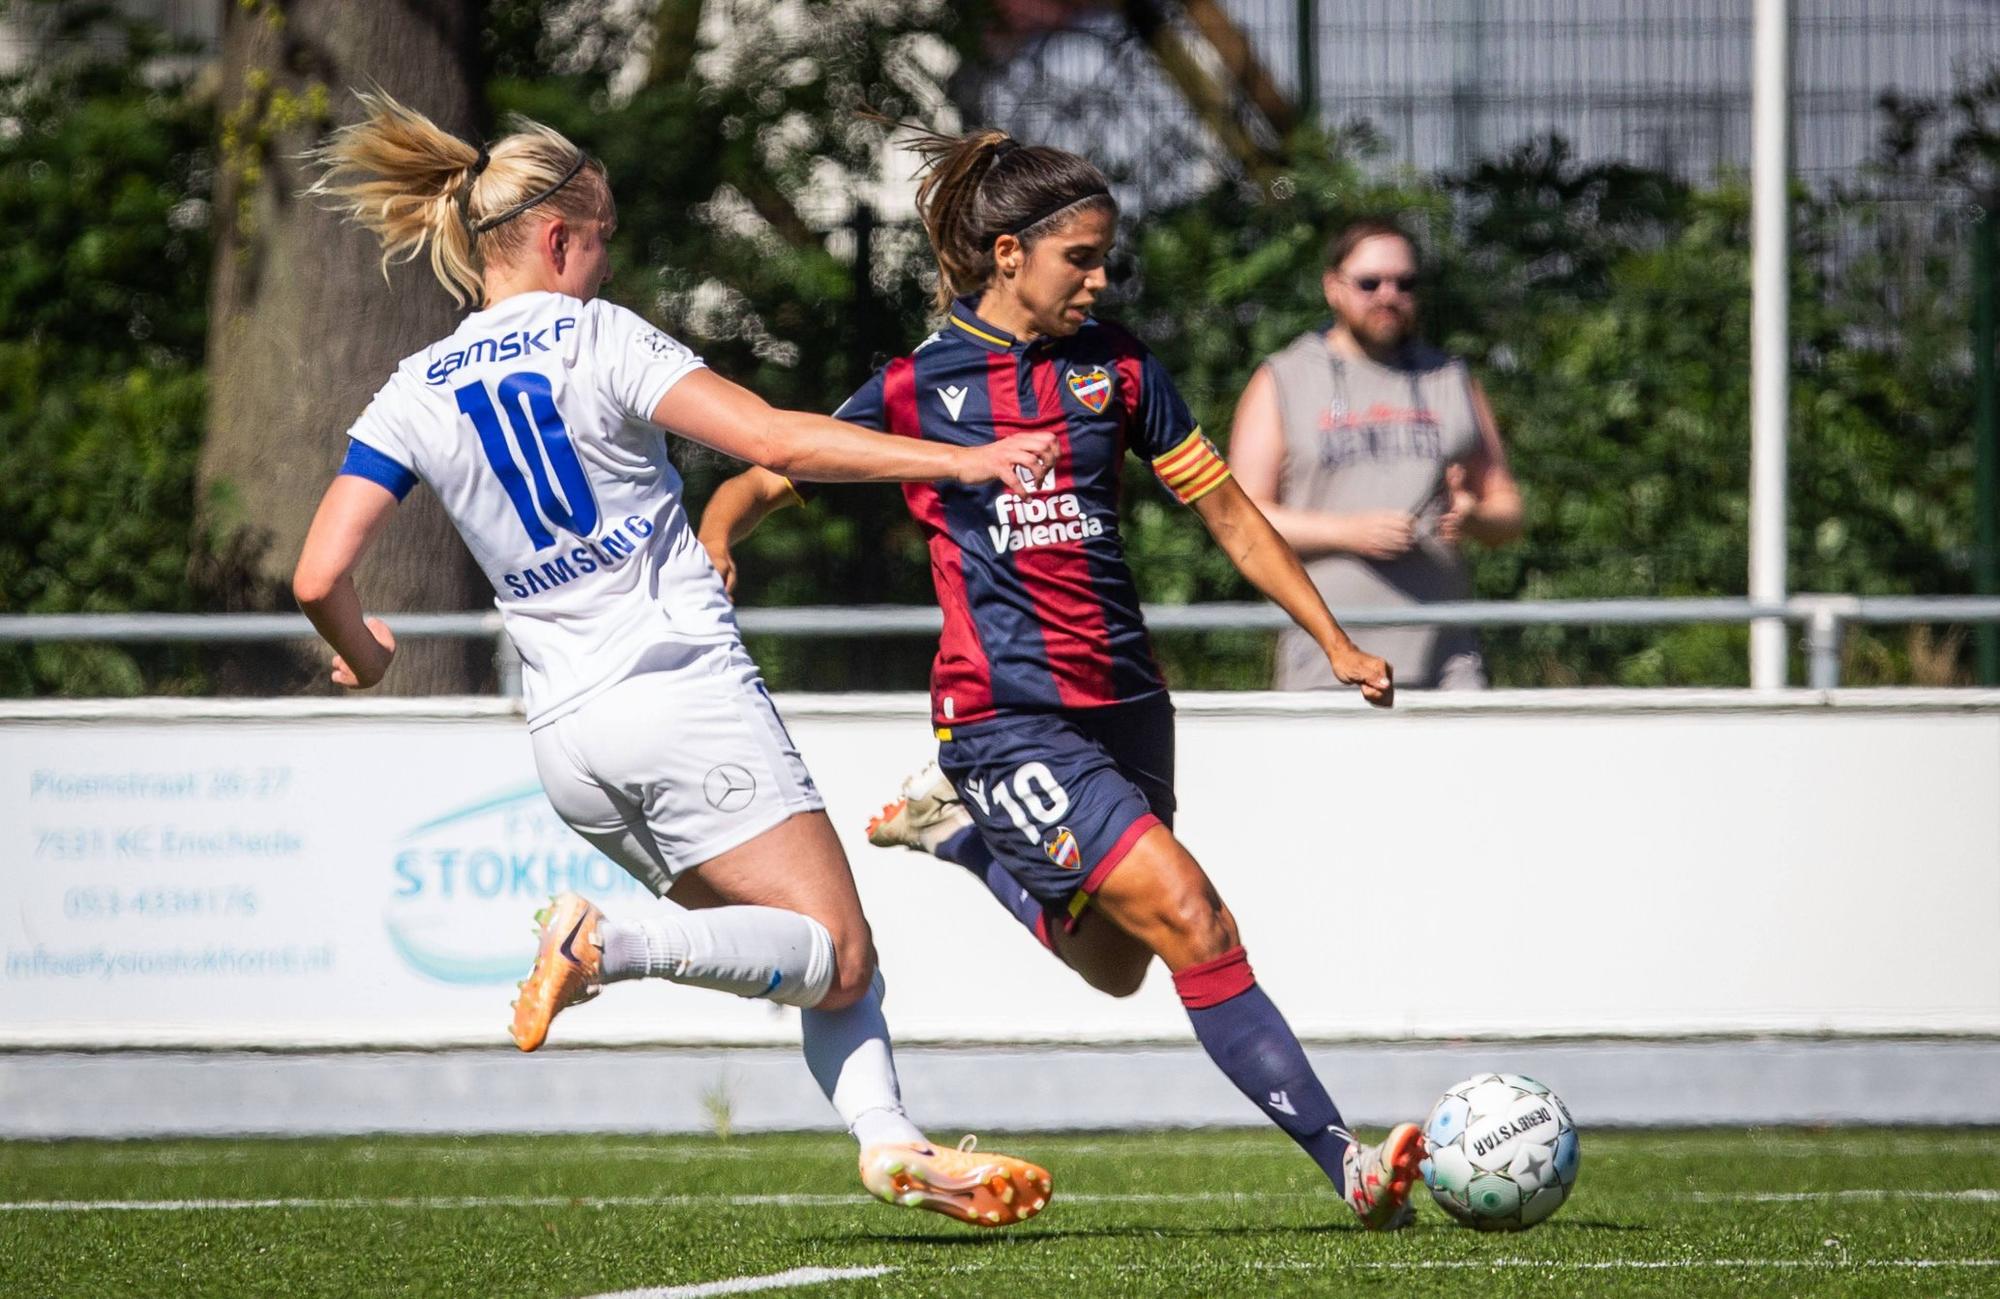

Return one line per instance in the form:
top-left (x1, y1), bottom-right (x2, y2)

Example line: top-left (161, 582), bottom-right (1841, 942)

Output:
top-left (898, 124), bottom-right (1116, 313)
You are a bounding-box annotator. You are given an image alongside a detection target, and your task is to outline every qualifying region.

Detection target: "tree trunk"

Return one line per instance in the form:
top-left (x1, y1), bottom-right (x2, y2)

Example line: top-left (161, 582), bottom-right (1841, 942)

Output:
top-left (1120, 0), bottom-right (1283, 181)
top-left (202, 0), bottom-right (490, 695)
top-left (1180, 0), bottom-right (1297, 140)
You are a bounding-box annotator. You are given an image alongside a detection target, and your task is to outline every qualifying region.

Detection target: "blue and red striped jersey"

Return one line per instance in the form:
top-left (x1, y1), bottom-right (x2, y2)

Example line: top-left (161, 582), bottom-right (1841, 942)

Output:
top-left (834, 297), bottom-right (1232, 730)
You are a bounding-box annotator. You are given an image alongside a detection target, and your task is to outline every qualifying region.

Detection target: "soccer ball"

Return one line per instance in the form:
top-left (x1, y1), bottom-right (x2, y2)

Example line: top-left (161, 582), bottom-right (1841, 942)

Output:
top-left (1420, 1073), bottom-right (1579, 1231)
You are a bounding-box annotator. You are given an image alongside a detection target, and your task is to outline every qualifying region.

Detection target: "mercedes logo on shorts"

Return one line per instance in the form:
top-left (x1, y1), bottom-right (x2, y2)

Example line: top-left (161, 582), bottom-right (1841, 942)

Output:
top-left (703, 763), bottom-right (758, 812)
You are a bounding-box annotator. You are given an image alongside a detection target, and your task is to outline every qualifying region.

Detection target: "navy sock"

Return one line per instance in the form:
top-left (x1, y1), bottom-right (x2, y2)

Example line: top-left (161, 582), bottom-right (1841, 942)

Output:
top-left (1175, 947), bottom-right (1353, 1194)
top-left (934, 824), bottom-right (1048, 938)
top-left (934, 823), bottom-right (986, 869)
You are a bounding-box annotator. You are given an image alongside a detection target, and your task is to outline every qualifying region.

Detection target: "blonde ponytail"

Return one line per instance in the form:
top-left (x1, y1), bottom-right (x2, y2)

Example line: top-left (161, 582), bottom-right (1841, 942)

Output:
top-left (307, 90), bottom-right (611, 308)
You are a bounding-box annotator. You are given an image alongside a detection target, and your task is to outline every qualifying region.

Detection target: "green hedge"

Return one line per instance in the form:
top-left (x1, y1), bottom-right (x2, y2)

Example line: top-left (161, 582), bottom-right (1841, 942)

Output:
top-left (2, 16), bottom-right (1983, 694)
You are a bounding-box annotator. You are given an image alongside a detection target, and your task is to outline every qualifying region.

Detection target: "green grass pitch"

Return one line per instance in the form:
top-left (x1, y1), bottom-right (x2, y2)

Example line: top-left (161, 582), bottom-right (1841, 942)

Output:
top-left (2, 1128), bottom-right (1995, 1297)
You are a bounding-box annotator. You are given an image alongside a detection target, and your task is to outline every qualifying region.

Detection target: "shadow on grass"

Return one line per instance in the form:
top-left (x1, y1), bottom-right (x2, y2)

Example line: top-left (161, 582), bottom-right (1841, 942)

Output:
top-left (836, 1223), bottom-right (1345, 1248)
top-left (827, 1216), bottom-right (1648, 1248)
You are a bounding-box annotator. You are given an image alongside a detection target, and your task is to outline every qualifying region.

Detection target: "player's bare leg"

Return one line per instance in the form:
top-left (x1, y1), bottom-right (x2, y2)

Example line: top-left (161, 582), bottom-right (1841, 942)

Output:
top-left (512, 812), bottom-right (1050, 1226)
top-left (667, 810), bottom-right (876, 1008)
top-left (867, 762), bottom-right (1153, 995)
top-left (671, 811), bottom-right (1052, 1228)
top-left (510, 814), bottom-right (849, 1050)
top-left (1047, 910), bottom-right (1153, 997)
top-left (1089, 826), bottom-right (1422, 1229)
top-left (1085, 827), bottom-right (1239, 968)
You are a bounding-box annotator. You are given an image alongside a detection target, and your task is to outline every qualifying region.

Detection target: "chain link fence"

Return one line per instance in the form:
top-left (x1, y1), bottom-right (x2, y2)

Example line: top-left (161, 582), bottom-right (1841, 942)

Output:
top-left (8, 1), bottom-right (1996, 691)
top-left (970, 0), bottom-right (2000, 199)
top-left (955, 1), bottom-right (1999, 688)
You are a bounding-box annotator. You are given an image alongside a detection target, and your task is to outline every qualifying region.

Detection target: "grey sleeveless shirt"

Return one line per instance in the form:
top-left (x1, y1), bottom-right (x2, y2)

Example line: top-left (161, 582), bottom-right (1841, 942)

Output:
top-left (1263, 330), bottom-right (1487, 689)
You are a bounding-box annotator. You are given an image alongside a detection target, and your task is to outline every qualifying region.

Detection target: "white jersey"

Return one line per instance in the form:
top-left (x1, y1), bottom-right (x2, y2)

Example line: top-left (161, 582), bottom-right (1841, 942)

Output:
top-left (341, 291), bottom-right (736, 727)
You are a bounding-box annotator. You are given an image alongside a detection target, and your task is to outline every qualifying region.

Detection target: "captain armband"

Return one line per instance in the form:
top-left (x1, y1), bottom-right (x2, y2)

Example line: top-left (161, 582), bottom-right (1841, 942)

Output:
top-left (1150, 428), bottom-right (1232, 505)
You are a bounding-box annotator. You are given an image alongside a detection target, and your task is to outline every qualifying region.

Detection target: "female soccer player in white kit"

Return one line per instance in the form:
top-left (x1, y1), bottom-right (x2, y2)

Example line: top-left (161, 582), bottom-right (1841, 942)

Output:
top-left (290, 93), bottom-right (1055, 1227)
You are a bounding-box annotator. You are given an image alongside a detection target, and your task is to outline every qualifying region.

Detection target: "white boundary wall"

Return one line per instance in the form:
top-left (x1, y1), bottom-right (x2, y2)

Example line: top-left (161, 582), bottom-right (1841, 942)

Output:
top-left (3, 690), bottom-right (1997, 1047)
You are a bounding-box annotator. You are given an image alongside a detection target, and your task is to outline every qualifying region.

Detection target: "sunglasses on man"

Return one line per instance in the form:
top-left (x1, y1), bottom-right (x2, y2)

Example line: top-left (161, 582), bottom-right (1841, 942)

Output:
top-left (1342, 274), bottom-right (1418, 295)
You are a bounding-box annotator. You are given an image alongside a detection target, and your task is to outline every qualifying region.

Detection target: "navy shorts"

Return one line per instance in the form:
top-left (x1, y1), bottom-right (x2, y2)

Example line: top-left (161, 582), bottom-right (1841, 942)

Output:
top-left (937, 694), bottom-right (1176, 923)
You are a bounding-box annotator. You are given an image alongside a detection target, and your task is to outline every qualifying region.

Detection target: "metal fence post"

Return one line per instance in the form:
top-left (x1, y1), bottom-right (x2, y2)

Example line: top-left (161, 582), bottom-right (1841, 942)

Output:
top-left (495, 633), bottom-right (522, 699)
top-left (1797, 595), bottom-right (1857, 690)
top-left (1295, 0), bottom-right (1315, 120)
top-left (1974, 199), bottom-right (1998, 684)
top-left (1748, 0), bottom-right (1792, 689)
top-left (847, 200), bottom-right (878, 391)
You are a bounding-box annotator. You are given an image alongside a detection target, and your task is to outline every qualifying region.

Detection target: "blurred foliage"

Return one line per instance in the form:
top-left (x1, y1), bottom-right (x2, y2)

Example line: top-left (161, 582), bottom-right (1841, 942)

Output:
top-left (1, 4), bottom-right (1988, 694)
top-left (0, 6), bottom-right (213, 694)
top-left (481, 0), bottom-right (986, 689)
top-left (1104, 126), bottom-right (1981, 687)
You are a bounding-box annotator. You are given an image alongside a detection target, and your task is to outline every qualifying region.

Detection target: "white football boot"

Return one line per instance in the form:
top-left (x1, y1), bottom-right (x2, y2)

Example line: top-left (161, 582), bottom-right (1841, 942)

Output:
top-left (865, 759), bottom-right (973, 855)
top-left (1343, 1123), bottom-right (1426, 1230)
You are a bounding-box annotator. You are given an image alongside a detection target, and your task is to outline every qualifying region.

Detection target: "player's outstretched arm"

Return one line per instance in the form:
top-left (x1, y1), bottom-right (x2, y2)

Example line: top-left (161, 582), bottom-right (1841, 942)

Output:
top-left (293, 476), bottom-right (401, 689)
top-left (696, 467), bottom-right (801, 597)
top-left (1192, 478), bottom-right (1393, 707)
top-left (652, 369), bottom-right (1054, 492)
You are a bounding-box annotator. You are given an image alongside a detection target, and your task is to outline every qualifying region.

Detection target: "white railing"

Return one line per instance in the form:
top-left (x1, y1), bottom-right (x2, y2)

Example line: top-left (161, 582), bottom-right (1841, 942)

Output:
top-left (4, 595), bottom-right (2000, 693)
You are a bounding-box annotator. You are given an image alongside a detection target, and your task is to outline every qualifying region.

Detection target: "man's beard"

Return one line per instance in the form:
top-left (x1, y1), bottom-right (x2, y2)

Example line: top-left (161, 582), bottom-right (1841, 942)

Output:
top-left (1348, 307), bottom-right (1412, 352)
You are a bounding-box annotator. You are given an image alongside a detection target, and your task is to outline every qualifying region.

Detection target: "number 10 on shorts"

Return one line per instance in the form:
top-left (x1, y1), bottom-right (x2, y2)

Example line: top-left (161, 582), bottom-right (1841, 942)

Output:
top-left (965, 762), bottom-right (1071, 842)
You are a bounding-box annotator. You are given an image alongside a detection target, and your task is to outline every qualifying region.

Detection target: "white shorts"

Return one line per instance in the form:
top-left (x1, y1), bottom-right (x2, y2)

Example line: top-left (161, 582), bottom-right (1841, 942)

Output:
top-left (529, 639), bottom-right (824, 894)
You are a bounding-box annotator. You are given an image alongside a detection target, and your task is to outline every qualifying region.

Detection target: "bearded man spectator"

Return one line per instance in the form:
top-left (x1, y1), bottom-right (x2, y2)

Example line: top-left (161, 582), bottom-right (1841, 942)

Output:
top-left (1228, 219), bottom-right (1524, 689)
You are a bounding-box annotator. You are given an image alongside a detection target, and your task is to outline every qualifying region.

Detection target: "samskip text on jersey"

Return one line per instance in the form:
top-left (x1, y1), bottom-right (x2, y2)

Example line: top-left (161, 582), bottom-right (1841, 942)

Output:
top-left (425, 316), bottom-right (577, 385)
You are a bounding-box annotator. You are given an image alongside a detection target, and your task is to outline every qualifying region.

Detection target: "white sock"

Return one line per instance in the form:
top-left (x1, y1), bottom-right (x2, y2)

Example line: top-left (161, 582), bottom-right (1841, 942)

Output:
top-left (597, 897), bottom-right (834, 1008)
top-left (801, 970), bottom-right (928, 1150)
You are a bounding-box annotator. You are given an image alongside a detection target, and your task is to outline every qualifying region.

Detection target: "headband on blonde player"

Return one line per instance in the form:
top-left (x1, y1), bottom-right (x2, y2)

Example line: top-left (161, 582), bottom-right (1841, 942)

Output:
top-left (307, 89), bottom-right (611, 307)
top-left (883, 118), bottom-right (1116, 313)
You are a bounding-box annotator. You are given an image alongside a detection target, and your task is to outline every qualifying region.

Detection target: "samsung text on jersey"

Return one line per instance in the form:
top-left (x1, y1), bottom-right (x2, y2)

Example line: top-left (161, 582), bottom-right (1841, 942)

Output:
top-left (503, 513), bottom-right (655, 599)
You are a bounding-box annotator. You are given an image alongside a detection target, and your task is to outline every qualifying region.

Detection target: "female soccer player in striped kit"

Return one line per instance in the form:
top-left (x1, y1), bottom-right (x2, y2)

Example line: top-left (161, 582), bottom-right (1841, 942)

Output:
top-left (290, 93), bottom-right (1055, 1227)
top-left (700, 126), bottom-right (1426, 1229)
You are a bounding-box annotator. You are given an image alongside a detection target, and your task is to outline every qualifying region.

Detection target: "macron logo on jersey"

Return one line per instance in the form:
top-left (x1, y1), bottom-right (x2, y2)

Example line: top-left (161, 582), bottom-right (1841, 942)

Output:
top-left (425, 316), bottom-right (577, 385)
top-left (936, 385), bottom-right (969, 420)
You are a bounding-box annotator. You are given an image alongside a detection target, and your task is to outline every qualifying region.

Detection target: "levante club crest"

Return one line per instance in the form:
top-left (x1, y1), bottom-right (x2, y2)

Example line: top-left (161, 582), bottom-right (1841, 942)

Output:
top-left (1043, 826), bottom-right (1082, 871)
top-left (1065, 365), bottom-right (1113, 414)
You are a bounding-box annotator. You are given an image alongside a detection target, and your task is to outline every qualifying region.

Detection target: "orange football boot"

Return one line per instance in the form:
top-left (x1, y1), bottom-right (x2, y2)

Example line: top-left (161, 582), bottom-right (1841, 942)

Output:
top-left (859, 1136), bottom-right (1053, 1228)
top-left (509, 892), bottom-right (604, 1052)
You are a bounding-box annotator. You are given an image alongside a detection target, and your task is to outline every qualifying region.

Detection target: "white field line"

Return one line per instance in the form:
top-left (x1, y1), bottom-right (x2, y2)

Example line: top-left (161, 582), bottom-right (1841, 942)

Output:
top-left (0, 1195), bottom-right (864, 1212)
top-left (1251, 1259), bottom-right (2000, 1272)
top-left (0, 1142), bottom-right (761, 1167)
top-left (4, 1139), bottom-right (1267, 1167)
top-left (0, 1191), bottom-right (1318, 1213)
top-left (5, 1188), bottom-right (1999, 1214)
top-left (1680, 1189), bottom-right (2000, 1203)
top-left (585, 1266), bottom-right (894, 1298)
top-left (1052, 1134), bottom-right (2000, 1160)
top-left (1003, 1136), bottom-right (1993, 1159)
top-left (1578, 1137), bottom-right (2000, 1160)
top-left (15, 1134), bottom-right (1996, 1168)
